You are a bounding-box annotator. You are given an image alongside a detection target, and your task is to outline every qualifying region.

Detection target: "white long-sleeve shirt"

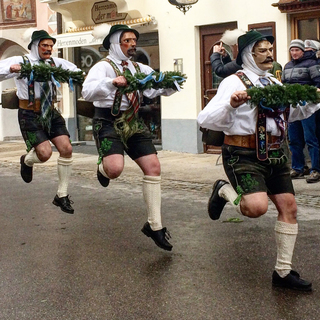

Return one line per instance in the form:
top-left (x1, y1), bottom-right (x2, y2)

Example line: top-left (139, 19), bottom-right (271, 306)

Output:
top-left (81, 56), bottom-right (176, 111)
top-left (0, 55), bottom-right (80, 100)
top-left (197, 69), bottom-right (320, 136)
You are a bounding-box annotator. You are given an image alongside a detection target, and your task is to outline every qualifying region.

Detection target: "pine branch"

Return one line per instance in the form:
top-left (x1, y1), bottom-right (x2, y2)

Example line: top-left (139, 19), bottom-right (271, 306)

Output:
top-left (18, 61), bottom-right (85, 85)
top-left (247, 84), bottom-right (320, 109)
top-left (118, 70), bottom-right (187, 94)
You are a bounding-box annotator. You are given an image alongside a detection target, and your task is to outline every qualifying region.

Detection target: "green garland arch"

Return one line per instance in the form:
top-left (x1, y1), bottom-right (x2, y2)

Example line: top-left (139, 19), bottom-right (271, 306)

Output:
top-left (246, 83), bottom-right (320, 110)
top-left (117, 69), bottom-right (187, 94)
top-left (18, 61), bottom-right (85, 85)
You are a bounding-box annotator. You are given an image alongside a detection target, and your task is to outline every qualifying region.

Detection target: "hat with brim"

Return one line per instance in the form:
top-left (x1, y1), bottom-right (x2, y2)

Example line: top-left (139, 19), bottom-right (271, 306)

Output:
top-left (28, 30), bottom-right (56, 50)
top-left (103, 25), bottom-right (139, 50)
top-left (236, 30), bottom-right (274, 65)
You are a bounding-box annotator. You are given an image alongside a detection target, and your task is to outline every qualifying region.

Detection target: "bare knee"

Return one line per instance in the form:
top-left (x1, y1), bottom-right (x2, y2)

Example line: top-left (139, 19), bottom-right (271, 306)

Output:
top-left (145, 161), bottom-right (161, 176)
top-left (59, 143), bottom-right (72, 158)
top-left (278, 197), bottom-right (297, 223)
top-left (101, 154), bottom-right (124, 179)
top-left (135, 155), bottom-right (161, 176)
top-left (35, 144), bottom-right (52, 162)
top-left (51, 136), bottom-right (72, 158)
top-left (104, 166), bottom-right (122, 179)
top-left (240, 193), bottom-right (269, 218)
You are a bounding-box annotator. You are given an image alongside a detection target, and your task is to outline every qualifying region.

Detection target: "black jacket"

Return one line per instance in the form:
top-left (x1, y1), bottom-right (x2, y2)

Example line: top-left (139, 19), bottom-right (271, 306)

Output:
top-left (282, 50), bottom-right (320, 88)
top-left (210, 52), bottom-right (241, 78)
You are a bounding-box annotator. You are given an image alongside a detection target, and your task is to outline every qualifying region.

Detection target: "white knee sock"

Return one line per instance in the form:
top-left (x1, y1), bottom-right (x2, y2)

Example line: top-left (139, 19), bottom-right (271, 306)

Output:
top-left (24, 148), bottom-right (42, 167)
top-left (98, 163), bottom-right (109, 178)
top-left (143, 175), bottom-right (162, 231)
top-left (274, 221), bottom-right (298, 277)
top-left (218, 183), bottom-right (242, 214)
top-left (57, 156), bottom-right (73, 198)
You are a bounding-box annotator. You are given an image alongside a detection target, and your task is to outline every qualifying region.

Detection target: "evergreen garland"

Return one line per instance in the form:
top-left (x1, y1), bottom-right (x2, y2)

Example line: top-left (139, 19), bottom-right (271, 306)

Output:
top-left (247, 84), bottom-right (320, 110)
top-left (118, 69), bottom-right (187, 94)
top-left (18, 61), bottom-right (85, 85)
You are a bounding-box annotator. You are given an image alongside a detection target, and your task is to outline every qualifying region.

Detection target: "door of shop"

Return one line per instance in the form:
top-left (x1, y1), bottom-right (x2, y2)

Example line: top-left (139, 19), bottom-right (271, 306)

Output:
top-left (200, 22), bottom-right (237, 154)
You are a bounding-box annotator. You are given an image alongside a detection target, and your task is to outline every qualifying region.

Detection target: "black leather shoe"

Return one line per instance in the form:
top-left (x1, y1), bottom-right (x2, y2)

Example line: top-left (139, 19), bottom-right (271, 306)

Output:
top-left (208, 180), bottom-right (229, 220)
top-left (141, 222), bottom-right (173, 251)
top-left (52, 195), bottom-right (74, 214)
top-left (20, 155), bottom-right (33, 183)
top-left (97, 169), bottom-right (110, 187)
top-left (272, 270), bottom-right (312, 291)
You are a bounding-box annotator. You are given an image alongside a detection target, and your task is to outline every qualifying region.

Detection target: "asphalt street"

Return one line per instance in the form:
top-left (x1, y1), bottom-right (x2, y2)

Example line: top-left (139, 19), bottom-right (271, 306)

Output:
top-left (0, 141), bottom-right (320, 320)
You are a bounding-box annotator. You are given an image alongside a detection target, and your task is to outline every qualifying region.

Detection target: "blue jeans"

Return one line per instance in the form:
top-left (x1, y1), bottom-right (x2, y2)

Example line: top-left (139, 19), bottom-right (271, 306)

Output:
top-left (288, 113), bottom-right (320, 173)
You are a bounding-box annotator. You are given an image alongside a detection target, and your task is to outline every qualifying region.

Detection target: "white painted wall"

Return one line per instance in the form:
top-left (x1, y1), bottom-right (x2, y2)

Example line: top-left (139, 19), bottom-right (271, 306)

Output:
top-left (140, 0), bottom-right (289, 121)
top-left (46, 0), bottom-right (293, 152)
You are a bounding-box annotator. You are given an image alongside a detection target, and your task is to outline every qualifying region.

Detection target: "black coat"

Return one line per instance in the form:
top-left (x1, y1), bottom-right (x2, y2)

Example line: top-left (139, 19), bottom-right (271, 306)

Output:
top-left (282, 50), bottom-right (320, 88)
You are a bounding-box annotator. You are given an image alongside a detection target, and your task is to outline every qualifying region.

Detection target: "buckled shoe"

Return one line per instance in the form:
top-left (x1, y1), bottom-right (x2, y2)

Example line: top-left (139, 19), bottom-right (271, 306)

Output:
top-left (97, 168), bottom-right (110, 187)
top-left (52, 195), bottom-right (74, 214)
top-left (20, 155), bottom-right (33, 183)
top-left (141, 222), bottom-right (173, 251)
top-left (208, 180), bottom-right (229, 220)
top-left (272, 270), bottom-right (312, 291)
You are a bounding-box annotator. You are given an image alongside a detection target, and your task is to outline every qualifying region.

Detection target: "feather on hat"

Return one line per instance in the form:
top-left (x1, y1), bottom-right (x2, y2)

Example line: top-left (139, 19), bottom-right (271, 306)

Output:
top-left (92, 23), bottom-right (112, 39)
top-left (22, 28), bottom-right (38, 43)
top-left (220, 29), bottom-right (246, 46)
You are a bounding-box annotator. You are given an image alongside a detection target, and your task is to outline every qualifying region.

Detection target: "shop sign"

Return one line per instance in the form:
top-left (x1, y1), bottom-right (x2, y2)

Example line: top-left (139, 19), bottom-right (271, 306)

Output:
top-left (91, 1), bottom-right (127, 24)
top-left (55, 32), bottom-right (102, 49)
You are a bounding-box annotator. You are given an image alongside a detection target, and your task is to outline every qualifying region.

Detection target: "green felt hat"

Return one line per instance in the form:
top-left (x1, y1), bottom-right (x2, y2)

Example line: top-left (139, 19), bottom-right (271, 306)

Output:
top-left (102, 25), bottom-right (139, 50)
top-left (28, 30), bottom-right (56, 50)
top-left (236, 30), bottom-right (274, 65)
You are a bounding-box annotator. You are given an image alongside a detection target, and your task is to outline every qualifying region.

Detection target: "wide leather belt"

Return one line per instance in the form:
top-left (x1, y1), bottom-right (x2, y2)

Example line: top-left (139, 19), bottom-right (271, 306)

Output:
top-left (224, 134), bottom-right (281, 149)
top-left (19, 99), bottom-right (41, 113)
top-left (94, 107), bottom-right (123, 119)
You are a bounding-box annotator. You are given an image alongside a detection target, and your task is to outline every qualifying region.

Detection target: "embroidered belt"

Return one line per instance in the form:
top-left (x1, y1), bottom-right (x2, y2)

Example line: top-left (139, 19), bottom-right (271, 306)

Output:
top-left (19, 99), bottom-right (41, 113)
top-left (224, 134), bottom-right (281, 149)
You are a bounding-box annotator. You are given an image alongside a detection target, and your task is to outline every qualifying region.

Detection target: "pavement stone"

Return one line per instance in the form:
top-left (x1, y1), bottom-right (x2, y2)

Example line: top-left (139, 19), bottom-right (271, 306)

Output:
top-left (1, 140), bottom-right (320, 209)
top-left (1, 140), bottom-right (320, 320)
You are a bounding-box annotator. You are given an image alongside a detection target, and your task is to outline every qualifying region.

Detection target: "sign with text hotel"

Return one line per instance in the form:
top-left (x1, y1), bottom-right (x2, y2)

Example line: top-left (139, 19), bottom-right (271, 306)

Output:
top-left (91, 1), bottom-right (127, 24)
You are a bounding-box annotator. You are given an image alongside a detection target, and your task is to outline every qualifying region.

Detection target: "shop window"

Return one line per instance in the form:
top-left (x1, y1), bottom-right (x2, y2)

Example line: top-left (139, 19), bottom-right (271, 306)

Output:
top-left (291, 12), bottom-right (320, 40)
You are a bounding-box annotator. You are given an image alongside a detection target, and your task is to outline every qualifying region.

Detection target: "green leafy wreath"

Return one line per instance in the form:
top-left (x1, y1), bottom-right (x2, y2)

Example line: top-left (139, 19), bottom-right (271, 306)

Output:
top-left (118, 69), bottom-right (187, 94)
top-left (246, 83), bottom-right (320, 110)
top-left (18, 61), bottom-right (85, 85)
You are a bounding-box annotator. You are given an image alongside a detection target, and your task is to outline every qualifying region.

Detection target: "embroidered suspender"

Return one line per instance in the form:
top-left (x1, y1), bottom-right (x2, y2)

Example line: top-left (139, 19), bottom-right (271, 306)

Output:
top-left (102, 58), bottom-right (141, 116)
top-left (236, 71), bottom-right (281, 161)
top-left (22, 56), bottom-right (57, 108)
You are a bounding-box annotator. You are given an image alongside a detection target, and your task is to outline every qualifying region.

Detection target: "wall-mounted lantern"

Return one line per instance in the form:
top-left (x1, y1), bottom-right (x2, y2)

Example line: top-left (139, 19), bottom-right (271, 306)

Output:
top-left (168, 0), bottom-right (198, 14)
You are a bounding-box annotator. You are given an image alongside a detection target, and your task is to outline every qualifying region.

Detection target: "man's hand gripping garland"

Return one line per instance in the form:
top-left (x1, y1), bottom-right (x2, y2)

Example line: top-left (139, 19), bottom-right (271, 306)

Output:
top-left (18, 60), bottom-right (85, 130)
top-left (246, 83), bottom-right (320, 160)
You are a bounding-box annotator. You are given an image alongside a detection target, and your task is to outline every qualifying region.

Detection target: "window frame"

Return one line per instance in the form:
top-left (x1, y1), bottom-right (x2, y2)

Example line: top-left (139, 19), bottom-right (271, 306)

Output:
top-left (291, 11), bottom-right (320, 40)
top-left (248, 22), bottom-right (277, 60)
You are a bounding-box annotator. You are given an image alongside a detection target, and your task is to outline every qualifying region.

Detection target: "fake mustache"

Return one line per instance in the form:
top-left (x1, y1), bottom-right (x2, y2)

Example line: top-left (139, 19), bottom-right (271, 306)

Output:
top-left (263, 58), bottom-right (274, 63)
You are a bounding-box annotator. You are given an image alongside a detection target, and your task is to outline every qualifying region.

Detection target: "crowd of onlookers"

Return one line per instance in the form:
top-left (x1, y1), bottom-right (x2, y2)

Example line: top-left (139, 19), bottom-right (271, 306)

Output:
top-left (210, 30), bottom-right (320, 183)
